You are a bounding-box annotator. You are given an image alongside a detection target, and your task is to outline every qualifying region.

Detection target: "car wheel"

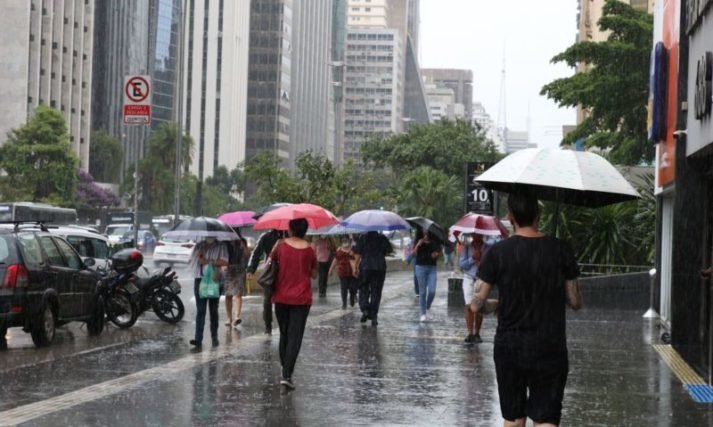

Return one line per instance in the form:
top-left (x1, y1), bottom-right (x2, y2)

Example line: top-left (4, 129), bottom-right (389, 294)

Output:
top-left (30, 303), bottom-right (56, 347)
top-left (87, 295), bottom-right (105, 336)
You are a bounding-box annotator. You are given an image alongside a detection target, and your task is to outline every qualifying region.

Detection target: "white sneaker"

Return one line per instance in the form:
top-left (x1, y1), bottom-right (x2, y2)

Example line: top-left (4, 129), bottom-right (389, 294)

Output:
top-left (419, 314), bottom-right (427, 322)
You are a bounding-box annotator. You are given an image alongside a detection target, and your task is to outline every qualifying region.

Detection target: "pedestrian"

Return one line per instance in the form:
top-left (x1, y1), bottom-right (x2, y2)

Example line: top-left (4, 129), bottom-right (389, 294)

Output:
top-left (459, 233), bottom-right (493, 344)
top-left (353, 230), bottom-right (394, 326)
top-left (329, 236), bottom-right (358, 309)
top-left (247, 229), bottom-right (284, 335)
top-left (443, 238), bottom-right (455, 269)
top-left (471, 190), bottom-right (582, 427)
top-left (413, 230), bottom-right (442, 322)
top-left (189, 237), bottom-right (229, 351)
top-left (224, 228), bottom-right (249, 328)
top-left (312, 234), bottom-right (335, 297)
top-left (271, 218), bottom-right (317, 393)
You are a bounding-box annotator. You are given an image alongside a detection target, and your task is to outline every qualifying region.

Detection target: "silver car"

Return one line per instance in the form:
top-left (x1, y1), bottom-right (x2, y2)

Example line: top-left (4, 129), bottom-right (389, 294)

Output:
top-left (153, 238), bottom-right (195, 267)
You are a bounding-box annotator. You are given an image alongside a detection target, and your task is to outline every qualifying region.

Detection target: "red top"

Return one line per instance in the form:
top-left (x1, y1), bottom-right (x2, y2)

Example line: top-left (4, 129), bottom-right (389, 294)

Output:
top-left (334, 248), bottom-right (354, 278)
top-left (271, 243), bottom-right (317, 306)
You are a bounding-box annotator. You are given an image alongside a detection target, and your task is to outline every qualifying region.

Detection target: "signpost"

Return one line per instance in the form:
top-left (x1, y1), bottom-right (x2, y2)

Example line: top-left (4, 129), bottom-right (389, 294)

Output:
top-left (123, 75), bottom-right (151, 249)
top-left (464, 162), bottom-right (494, 215)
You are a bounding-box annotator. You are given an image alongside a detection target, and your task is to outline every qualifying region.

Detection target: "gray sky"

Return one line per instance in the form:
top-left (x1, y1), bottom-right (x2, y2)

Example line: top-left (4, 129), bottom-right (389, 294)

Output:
top-left (419, 0), bottom-right (578, 148)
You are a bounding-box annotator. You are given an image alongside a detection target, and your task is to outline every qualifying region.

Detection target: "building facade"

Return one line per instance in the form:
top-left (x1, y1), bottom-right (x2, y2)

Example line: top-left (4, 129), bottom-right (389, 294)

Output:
top-left (183, 0), bottom-right (250, 181)
top-left (0, 0), bottom-right (95, 168)
top-left (422, 68), bottom-right (473, 120)
top-left (289, 0), bottom-right (334, 167)
top-left (331, 0), bottom-right (348, 165)
top-left (246, 0), bottom-right (293, 164)
top-left (472, 101), bottom-right (505, 153)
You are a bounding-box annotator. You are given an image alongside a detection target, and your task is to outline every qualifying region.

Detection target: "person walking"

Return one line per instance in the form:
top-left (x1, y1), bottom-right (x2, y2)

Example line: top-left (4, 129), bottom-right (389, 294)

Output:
top-left (413, 231), bottom-right (442, 322)
top-left (329, 236), bottom-right (358, 309)
top-left (459, 233), bottom-right (493, 344)
top-left (224, 229), bottom-right (249, 328)
top-left (270, 218), bottom-right (317, 393)
top-left (312, 235), bottom-right (335, 297)
top-left (471, 191), bottom-right (582, 427)
top-left (353, 231), bottom-right (393, 326)
top-left (247, 229), bottom-right (284, 335)
top-left (189, 237), bottom-right (229, 351)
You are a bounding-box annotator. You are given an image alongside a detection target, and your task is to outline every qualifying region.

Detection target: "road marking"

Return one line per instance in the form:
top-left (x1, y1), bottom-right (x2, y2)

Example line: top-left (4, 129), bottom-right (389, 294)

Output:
top-left (0, 281), bottom-right (410, 426)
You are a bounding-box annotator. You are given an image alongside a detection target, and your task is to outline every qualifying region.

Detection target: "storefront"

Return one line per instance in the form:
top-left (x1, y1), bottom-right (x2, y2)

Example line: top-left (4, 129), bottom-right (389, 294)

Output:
top-left (670, 0), bottom-right (713, 383)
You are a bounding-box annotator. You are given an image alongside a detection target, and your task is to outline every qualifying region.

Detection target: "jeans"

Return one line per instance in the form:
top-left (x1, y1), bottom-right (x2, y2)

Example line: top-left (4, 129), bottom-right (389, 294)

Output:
top-left (263, 284), bottom-right (273, 330)
top-left (194, 278), bottom-right (219, 344)
top-left (339, 276), bottom-right (358, 306)
top-left (318, 261), bottom-right (331, 295)
top-left (413, 267), bottom-right (419, 295)
top-left (415, 265), bottom-right (437, 315)
top-left (274, 303), bottom-right (311, 380)
top-left (358, 269), bottom-right (387, 321)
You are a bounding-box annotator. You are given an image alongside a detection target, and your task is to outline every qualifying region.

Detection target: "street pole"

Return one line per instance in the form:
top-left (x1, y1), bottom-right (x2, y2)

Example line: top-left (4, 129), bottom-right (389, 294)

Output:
top-left (133, 126), bottom-right (144, 249)
top-left (174, 0), bottom-right (187, 223)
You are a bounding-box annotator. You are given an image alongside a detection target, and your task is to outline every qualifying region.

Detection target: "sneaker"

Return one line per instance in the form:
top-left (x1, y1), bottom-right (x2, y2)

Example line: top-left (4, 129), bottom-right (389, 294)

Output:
top-left (360, 313), bottom-right (369, 323)
top-left (212, 337), bottom-right (219, 347)
top-left (419, 314), bottom-right (427, 322)
top-left (189, 339), bottom-right (201, 347)
top-left (350, 299), bottom-right (356, 307)
top-left (371, 319), bottom-right (378, 326)
top-left (473, 334), bottom-right (483, 344)
top-left (234, 318), bottom-right (242, 327)
top-left (342, 304), bottom-right (347, 310)
top-left (280, 378), bottom-right (295, 390)
top-left (264, 327), bottom-right (272, 335)
top-left (464, 334), bottom-right (474, 344)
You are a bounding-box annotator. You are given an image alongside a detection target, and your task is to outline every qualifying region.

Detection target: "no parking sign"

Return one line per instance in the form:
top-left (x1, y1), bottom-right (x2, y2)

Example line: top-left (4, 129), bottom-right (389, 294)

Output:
top-left (123, 75), bottom-right (151, 125)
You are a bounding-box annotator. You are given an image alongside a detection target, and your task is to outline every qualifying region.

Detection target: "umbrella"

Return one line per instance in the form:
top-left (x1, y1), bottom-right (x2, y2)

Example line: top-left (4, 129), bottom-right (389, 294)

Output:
top-left (162, 216), bottom-right (239, 241)
top-left (341, 210), bottom-right (411, 232)
top-left (217, 210), bottom-right (257, 227)
top-left (406, 217), bottom-right (447, 242)
top-left (253, 203), bottom-right (340, 231)
top-left (252, 203), bottom-right (293, 220)
top-left (475, 148), bottom-right (640, 208)
top-left (306, 223), bottom-right (363, 236)
top-left (449, 213), bottom-right (509, 238)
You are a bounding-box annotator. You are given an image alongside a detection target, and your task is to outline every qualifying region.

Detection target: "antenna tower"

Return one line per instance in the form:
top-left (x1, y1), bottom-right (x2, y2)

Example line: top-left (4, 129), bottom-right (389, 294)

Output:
top-left (496, 54), bottom-right (508, 147)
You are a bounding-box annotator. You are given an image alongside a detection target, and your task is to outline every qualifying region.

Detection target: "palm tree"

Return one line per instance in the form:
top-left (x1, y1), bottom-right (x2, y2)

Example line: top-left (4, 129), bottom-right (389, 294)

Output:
top-left (398, 166), bottom-right (462, 227)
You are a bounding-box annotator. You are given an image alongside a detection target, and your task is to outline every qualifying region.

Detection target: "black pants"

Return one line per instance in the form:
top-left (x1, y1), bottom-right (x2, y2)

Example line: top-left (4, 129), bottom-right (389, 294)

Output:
top-left (339, 276), bottom-right (358, 306)
top-left (263, 284), bottom-right (273, 330)
top-left (358, 269), bottom-right (386, 321)
top-left (193, 278), bottom-right (219, 344)
top-left (274, 303), bottom-right (311, 380)
top-left (317, 261), bottom-right (331, 295)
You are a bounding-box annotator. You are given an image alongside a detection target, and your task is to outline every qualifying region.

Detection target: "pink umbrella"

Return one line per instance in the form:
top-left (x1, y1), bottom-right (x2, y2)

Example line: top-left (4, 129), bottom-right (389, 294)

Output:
top-left (449, 213), bottom-right (509, 238)
top-left (217, 211), bottom-right (257, 227)
top-left (253, 203), bottom-right (340, 231)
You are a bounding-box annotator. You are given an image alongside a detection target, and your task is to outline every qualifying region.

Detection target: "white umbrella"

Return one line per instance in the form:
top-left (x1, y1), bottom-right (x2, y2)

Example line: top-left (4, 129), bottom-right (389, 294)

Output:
top-left (475, 148), bottom-right (640, 208)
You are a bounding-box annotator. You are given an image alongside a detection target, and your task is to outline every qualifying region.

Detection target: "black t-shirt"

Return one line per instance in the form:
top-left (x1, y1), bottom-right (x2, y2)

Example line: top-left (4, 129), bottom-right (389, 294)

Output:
top-left (353, 232), bottom-right (393, 271)
top-left (415, 240), bottom-right (442, 266)
top-left (477, 235), bottom-right (579, 351)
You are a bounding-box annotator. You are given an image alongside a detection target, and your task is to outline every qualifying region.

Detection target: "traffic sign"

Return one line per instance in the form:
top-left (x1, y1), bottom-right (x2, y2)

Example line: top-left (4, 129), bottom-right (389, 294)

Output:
top-left (123, 75), bottom-right (151, 125)
top-left (464, 161), bottom-right (494, 215)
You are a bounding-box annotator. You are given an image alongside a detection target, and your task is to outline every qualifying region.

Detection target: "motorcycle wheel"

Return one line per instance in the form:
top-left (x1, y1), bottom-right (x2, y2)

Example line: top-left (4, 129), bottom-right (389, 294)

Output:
top-left (153, 289), bottom-right (185, 324)
top-left (107, 288), bottom-right (138, 329)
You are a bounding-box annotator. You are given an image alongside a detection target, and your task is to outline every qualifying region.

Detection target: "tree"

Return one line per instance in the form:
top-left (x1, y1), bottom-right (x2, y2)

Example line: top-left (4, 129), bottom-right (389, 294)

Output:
top-left (397, 166), bottom-right (462, 227)
top-left (243, 151), bottom-right (302, 206)
top-left (540, 0), bottom-right (653, 165)
top-left (75, 169), bottom-right (121, 210)
top-left (205, 165), bottom-right (246, 212)
top-left (0, 105), bottom-right (78, 205)
top-left (89, 130), bottom-right (123, 183)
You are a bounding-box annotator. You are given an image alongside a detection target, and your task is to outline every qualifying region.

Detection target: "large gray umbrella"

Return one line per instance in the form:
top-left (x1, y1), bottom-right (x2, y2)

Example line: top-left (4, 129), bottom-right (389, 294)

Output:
top-left (162, 216), bottom-right (238, 241)
top-left (475, 148), bottom-right (640, 208)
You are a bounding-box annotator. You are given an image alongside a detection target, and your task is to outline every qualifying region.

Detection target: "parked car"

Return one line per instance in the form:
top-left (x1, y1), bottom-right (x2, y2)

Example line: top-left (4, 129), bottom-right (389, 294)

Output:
top-left (0, 224), bottom-right (104, 349)
top-left (152, 238), bottom-right (195, 267)
top-left (45, 226), bottom-right (111, 272)
top-left (119, 230), bottom-right (157, 255)
top-left (105, 224), bottom-right (133, 247)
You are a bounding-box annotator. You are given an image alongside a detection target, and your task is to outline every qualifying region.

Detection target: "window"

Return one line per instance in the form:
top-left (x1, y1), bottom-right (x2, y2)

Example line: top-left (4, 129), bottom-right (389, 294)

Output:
top-left (54, 238), bottom-right (81, 270)
top-left (40, 237), bottom-right (65, 267)
top-left (18, 234), bottom-right (42, 268)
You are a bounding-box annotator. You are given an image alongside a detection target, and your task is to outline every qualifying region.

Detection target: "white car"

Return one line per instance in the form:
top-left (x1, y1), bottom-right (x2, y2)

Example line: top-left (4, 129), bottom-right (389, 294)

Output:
top-left (105, 224), bottom-right (134, 247)
top-left (153, 238), bottom-right (196, 266)
top-left (45, 226), bottom-right (112, 272)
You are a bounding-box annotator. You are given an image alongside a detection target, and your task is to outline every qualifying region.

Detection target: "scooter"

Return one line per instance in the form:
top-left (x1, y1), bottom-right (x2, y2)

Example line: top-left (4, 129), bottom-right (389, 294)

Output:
top-left (98, 248), bottom-right (143, 329)
top-left (133, 266), bottom-right (185, 324)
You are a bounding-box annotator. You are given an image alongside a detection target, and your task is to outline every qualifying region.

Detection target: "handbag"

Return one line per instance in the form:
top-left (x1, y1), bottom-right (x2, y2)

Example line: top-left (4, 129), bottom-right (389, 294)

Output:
top-left (257, 258), bottom-right (278, 291)
top-left (199, 264), bottom-right (221, 299)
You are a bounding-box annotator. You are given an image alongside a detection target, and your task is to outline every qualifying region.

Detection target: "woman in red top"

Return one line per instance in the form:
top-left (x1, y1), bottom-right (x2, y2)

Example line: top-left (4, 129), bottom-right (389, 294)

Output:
top-left (270, 218), bottom-right (317, 393)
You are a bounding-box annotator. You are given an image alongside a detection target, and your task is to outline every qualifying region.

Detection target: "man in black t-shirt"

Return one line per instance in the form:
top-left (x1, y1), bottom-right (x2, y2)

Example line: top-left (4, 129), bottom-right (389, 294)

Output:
top-left (353, 231), bottom-right (393, 326)
top-left (472, 191), bottom-right (582, 427)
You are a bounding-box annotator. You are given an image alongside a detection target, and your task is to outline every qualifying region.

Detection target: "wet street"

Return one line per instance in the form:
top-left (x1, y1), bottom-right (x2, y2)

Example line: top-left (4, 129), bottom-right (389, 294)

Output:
top-left (1, 264), bottom-right (713, 426)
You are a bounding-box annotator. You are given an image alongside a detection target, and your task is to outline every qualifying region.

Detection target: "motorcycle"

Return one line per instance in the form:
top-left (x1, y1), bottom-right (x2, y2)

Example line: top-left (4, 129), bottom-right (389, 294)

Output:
top-left (132, 266), bottom-right (185, 324)
top-left (98, 248), bottom-right (143, 329)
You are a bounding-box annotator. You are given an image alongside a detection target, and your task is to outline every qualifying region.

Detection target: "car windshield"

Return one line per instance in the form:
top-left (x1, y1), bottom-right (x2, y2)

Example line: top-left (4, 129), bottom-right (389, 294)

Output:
top-left (108, 226), bottom-right (131, 236)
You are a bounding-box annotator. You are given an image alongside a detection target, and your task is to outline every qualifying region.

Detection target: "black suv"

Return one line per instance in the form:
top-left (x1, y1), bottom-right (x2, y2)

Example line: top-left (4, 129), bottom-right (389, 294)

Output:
top-left (0, 223), bottom-right (104, 349)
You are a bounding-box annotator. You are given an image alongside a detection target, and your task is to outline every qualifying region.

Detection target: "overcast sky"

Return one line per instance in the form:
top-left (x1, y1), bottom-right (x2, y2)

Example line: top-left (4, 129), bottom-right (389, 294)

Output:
top-left (419, 0), bottom-right (578, 148)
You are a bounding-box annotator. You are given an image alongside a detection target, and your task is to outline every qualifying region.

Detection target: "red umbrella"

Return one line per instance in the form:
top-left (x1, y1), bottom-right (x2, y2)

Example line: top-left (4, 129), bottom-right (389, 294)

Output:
top-left (449, 213), bottom-right (509, 238)
top-left (253, 203), bottom-right (340, 231)
top-left (217, 211), bottom-right (257, 227)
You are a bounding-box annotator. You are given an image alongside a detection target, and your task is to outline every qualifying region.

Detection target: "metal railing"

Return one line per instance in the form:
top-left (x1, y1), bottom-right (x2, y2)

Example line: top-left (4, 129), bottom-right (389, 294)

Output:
top-left (579, 263), bottom-right (653, 277)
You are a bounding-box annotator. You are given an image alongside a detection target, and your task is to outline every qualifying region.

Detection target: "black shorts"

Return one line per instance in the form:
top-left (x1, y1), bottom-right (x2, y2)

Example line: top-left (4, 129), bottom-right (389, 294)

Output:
top-left (494, 343), bottom-right (569, 425)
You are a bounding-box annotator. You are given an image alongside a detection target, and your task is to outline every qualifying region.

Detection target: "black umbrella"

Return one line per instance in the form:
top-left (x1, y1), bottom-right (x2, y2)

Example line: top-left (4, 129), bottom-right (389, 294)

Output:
top-left (252, 203), bottom-right (293, 220)
top-left (406, 217), bottom-right (447, 243)
top-left (162, 216), bottom-right (238, 241)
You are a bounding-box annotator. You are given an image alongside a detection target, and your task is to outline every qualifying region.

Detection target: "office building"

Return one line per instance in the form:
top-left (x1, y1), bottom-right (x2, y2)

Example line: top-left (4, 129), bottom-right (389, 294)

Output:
top-left (331, 0), bottom-right (348, 165)
top-left (422, 68), bottom-right (473, 120)
top-left (504, 130), bottom-right (535, 154)
top-left (183, 0), bottom-right (250, 181)
top-left (245, 0), bottom-right (293, 164)
top-left (0, 0), bottom-right (95, 168)
top-left (472, 101), bottom-right (504, 153)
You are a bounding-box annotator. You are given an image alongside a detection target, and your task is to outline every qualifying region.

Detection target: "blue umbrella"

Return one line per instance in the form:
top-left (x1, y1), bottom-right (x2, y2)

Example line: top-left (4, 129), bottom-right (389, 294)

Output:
top-left (341, 210), bottom-right (410, 232)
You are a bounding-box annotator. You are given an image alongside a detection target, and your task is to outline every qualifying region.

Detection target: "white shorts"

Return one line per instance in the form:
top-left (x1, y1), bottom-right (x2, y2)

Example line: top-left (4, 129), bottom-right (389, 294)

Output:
top-left (462, 275), bottom-right (481, 306)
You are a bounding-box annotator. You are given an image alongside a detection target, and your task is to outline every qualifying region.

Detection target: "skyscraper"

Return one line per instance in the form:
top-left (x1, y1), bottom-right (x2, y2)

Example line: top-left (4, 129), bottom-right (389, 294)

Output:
top-left (0, 0), bottom-right (95, 168)
top-left (421, 69), bottom-right (473, 120)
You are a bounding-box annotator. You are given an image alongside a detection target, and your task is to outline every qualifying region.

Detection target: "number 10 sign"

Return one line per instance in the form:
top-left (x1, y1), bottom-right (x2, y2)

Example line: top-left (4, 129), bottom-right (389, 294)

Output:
top-left (465, 162), bottom-right (493, 215)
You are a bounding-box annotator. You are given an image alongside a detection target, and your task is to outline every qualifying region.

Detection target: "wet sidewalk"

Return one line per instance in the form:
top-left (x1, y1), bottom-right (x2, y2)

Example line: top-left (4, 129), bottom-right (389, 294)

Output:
top-left (2, 271), bottom-right (713, 426)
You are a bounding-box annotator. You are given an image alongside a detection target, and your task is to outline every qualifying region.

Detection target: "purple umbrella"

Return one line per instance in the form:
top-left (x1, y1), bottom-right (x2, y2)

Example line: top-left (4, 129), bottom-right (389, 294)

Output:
top-left (341, 210), bottom-right (411, 232)
top-left (217, 211), bottom-right (257, 227)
